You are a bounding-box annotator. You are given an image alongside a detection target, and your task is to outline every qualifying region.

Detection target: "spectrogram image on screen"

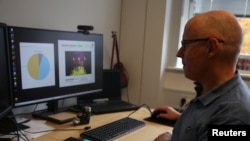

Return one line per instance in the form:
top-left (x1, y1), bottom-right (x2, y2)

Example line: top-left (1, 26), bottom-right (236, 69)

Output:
top-left (65, 51), bottom-right (92, 76)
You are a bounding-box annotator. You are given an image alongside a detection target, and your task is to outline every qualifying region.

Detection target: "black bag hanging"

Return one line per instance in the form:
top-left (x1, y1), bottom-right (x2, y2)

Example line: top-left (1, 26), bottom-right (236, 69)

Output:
top-left (110, 31), bottom-right (128, 88)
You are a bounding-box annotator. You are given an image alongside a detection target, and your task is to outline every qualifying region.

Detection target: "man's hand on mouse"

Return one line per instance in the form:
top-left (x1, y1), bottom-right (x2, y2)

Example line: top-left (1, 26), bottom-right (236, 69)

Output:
top-left (152, 106), bottom-right (181, 120)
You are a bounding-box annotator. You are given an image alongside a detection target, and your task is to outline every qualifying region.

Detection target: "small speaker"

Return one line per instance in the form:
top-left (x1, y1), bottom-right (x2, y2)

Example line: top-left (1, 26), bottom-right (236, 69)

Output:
top-left (102, 69), bottom-right (121, 100)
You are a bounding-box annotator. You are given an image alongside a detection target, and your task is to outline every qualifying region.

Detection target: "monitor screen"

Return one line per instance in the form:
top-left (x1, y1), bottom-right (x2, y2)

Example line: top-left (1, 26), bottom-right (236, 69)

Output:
top-left (0, 23), bottom-right (13, 120)
top-left (8, 26), bottom-right (103, 111)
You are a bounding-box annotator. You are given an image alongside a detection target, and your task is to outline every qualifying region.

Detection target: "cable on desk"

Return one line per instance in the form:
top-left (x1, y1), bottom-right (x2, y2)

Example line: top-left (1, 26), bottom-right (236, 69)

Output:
top-left (10, 132), bottom-right (29, 141)
top-left (3, 114), bottom-right (85, 140)
top-left (22, 127), bottom-right (85, 134)
top-left (7, 116), bottom-right (30, 141)
top-left (126, 103), bottom-right (152, 117)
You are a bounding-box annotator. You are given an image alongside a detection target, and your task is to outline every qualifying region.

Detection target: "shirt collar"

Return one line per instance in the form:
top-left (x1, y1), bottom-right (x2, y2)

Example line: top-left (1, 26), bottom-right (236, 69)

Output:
top-left (193, 71), bottom-right (241, 106)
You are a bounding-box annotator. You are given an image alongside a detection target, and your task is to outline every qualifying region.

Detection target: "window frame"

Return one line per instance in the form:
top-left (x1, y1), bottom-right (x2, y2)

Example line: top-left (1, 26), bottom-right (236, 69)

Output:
top-left (166, 0), bottom-right (250, 77)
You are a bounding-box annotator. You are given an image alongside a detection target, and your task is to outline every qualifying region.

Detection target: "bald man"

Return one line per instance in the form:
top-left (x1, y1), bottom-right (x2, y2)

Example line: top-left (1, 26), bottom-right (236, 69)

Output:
top-left (154, 10), bottom-right (250, 141)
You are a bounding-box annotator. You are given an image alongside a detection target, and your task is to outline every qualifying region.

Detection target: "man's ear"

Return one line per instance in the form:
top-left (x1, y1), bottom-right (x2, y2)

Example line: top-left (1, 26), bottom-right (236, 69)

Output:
top-left (207, 38), bottom-right (220, 57)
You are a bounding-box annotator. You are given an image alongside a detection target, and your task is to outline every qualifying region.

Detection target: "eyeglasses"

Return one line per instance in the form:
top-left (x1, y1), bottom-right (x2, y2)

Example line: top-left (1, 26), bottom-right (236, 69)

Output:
top-left (181, 38), bottom-right (224, 49)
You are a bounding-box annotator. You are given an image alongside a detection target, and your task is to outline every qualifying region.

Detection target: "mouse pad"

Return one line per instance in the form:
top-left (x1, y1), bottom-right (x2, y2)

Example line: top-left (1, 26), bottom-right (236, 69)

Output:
top-left (144, 116), bottom-right (176, 127)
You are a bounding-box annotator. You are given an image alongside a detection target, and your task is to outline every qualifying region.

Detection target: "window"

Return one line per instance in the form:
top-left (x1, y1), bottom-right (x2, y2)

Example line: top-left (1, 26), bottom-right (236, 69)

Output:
top-left (175, 0), bottom-right (250, 75)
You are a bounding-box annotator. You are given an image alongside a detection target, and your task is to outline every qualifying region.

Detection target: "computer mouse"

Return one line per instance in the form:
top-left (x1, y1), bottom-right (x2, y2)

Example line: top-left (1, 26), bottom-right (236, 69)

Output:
top-left (151, 113), bottom-right (159, 119)
top-left (151, 110), bottom-right (166, 119)
top-left (144, 112), bottom-right (176, 127)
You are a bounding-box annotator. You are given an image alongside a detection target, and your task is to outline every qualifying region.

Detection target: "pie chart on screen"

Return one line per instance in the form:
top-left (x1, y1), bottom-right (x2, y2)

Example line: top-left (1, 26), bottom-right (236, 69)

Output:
top-left (28, 53), bottom-right (50, 80)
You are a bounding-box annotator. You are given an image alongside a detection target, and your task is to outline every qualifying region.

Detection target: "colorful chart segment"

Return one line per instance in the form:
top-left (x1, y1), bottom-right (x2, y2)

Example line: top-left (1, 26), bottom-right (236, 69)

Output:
top-left (28, 54), bottom-right (50, 80)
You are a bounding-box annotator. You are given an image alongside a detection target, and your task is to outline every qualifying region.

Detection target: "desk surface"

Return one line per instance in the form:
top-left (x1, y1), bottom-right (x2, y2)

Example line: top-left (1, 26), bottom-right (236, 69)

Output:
top-left (29, 107), bottom-right (173, 141)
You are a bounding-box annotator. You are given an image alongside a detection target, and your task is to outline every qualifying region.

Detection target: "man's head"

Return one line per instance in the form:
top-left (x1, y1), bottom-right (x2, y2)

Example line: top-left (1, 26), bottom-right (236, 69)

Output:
top-left (176, 10), bottom-right (243, 84)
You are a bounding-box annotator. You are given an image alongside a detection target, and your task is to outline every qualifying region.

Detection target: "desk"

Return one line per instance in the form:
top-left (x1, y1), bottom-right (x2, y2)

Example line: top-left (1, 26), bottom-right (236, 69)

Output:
top-left (29, 107), bottom-right (173, 141)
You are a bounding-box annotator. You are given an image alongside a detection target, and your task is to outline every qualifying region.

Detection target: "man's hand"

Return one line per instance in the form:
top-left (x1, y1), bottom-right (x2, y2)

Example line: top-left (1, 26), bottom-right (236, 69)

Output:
top-left (152, 106), bottom-right (181, 120)
top-left (154, 132), bottom-right (172, 141)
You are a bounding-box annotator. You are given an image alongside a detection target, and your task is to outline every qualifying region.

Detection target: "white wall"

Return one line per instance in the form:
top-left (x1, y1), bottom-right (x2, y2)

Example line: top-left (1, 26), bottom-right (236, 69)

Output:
top-left (120, 0), bottom-right (190, 108)
top-left (120, 0), bottom-right (168, 108)
top-left (0, 0), bottom-right (121, 68)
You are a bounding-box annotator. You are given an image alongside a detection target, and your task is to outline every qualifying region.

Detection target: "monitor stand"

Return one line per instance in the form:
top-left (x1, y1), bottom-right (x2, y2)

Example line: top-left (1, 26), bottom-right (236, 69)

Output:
top-left (0, 111), bottom-right (29, 135)
top-left (32, 100), bottom-right (76, 124)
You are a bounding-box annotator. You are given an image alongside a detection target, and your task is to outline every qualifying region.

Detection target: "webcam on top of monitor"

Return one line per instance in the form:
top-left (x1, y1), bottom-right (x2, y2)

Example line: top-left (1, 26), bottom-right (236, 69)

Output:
top-left (77, 25), bottom-right (94, 34)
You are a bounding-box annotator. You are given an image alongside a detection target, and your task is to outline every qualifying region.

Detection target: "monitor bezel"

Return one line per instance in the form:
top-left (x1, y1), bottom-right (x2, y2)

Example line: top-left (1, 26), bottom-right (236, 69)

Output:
top-left (0, 22), bottom-right (13, 119)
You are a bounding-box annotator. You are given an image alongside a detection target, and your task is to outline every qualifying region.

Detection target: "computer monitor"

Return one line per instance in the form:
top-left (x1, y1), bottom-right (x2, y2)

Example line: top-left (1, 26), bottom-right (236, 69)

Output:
top-left (0, 23), bottom-right (13, 120)
top-left (7, 26), bottom-right (103, 123)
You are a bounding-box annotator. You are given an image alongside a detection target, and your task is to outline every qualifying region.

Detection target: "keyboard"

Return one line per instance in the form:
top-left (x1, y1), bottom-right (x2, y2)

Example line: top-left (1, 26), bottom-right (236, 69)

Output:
top-left (80, 117), bottom-right (145, 141)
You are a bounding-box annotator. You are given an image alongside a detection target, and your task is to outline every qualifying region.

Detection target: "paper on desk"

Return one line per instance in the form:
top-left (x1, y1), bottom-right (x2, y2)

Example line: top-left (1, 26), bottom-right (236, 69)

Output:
top-left (22, 119), bottom-right (54, 140)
